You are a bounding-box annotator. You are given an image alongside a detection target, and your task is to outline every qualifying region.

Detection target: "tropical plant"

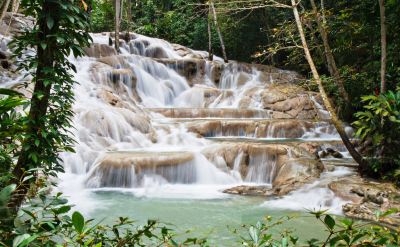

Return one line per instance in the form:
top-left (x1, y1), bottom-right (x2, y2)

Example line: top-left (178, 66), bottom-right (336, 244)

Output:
top-left (353, 88), bottom-right (400, 180)
top-left (240, 209), bottom-right (400, 247)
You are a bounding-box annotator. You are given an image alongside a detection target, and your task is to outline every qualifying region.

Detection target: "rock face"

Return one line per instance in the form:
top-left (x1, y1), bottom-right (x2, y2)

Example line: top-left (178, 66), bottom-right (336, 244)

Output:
top-left (149, 108), bottom-right (270, 118)
top-left (185, 119), bottom-right (335, 139)
top-left (0, 13), bottom-right (35, 36)
top-left (202, 143), bottom-right (324, 196)
top-left (329, 176), bottom-right (400, 226)
top-left (84, 43), bottom-right (117, 58)
top-left (86, 151), bottom-right (196, 187)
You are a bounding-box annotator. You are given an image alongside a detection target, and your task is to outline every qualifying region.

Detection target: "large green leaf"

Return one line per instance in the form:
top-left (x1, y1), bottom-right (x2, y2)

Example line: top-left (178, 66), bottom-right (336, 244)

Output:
top-left (72, 211), bottom-right (85, 234)
top-left (0, 184), bottom-right (16, 206)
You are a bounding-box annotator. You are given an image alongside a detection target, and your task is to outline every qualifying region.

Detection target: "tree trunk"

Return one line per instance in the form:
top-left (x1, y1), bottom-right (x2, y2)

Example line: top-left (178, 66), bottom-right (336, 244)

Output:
top-left (210, 1), bottom-right (228, 63)
top-left (10, 0), bottom-right (58, 213)
top-left (11, 0), bottom-right (19, 13)
top-left (208, 4), bottom-right (213, 61)
top-left (379, 0), bottom-right (387, 94)
top-left (310, 0), bottom-right (350, 104)
top-left (126, 0), bottom-right (132, 31)
top-left (0, 0), bottom-right (11, 23)
top-left (290, 0), bottom-right (366, 170)
top-left (115, 0), bottom-right (121, 51)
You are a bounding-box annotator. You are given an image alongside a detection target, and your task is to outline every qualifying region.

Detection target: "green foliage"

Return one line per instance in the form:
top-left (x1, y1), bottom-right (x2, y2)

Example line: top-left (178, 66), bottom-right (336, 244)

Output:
top-left (240, 210), bottom-right (400, 247)
top-left (90, 0), bottom-right (114, 32)
top-left (10, 0), bottom-right (92, 182)
top-left (2, 190), bottom-right (399, 246)
top-left (353, 89), bottom-right (400, 180)
top-left (1, 191), bottom-right (209, 246)
top-left (0, 89), bottom-right (27, 187)
top-left (0, 0), bottom-right (91, 236)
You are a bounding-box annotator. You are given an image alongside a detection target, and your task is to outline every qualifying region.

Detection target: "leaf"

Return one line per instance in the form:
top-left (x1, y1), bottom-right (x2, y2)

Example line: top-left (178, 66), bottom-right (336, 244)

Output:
top-left (55, 205), bottom-right (71, 214)
top-left (40, 42), bottom-right (47, 50)
top-left (281, 237), bottom-right (288, 247)
top-left (72, 211), bottom-right (85, 234)
top-left (13, 234), bottom-right (37, 247)
top-left (47, 16), bottom-right (54, 29)
top-left (0, 88), bottom-right (23, 96)
top-left (324, 215), bottom-right (335, 230)
top-left (249, 226), bottom-right (259, 244)
top-left (0, 184), bottom-right (16, 206)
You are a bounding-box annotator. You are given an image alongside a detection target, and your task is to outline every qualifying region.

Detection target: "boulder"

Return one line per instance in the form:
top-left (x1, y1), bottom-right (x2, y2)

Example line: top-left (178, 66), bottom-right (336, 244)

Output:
top-left (329, 176), bottom-right (400, 227)
top-left (84, 43), bottom-right (117, 58)
top-left (223, 185), bottom-right (274, 196)
top-left (272, 158), bottom-right (324, 196)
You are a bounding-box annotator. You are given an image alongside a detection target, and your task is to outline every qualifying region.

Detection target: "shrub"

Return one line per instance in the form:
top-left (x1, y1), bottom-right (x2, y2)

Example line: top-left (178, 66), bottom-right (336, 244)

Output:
top-left (353, 88), bottom-right (400, 181)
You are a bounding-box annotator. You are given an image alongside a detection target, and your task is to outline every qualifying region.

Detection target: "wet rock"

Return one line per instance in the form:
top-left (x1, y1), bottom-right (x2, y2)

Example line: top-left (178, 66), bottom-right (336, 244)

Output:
top-left (149, 108), bottom-right (270, 118)
top-left (155, 58), bottom-right (206, 85)
top-left (145, 46), bottom-right (168, 58)
top-left (237, 72), bottom-right (251, 87)
top-left (223, 185), bottom-right (274, 196)
top-left (318, 148), bottom-right (344, 159)
top-left (84, 43), bottom-right (117, 58)
top-left (272, 158), bottom-right (324, 196)
top-left (0, 13), bottom-right (35, 36)
top-left (97, 55), bottom-right (128, 68)
top-left (204, 143), bottom-right (323, 196)
top-left (271, 111), bottom-right (292, 119)
top-left (328, 148), bottom-right (343, 158)
top-left (1, 60), bottom-right (10, 69)
top-left (329, 176), bottom-right (400, 226)
top-left (86, 151), bottom-right (196, 187)
top-left (208, 62), bottom-right (224, 84)
top-left (0, 51), bottom-right (7, 59)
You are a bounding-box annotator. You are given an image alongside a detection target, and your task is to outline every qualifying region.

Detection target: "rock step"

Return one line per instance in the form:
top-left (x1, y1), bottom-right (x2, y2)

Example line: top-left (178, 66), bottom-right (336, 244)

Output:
top-left (86, 151), bottom-right (196, 188)
top-left (93, 151), bottom-right (194, 169)
top-left (158, 119), bottom-right (336, 139)
top-left (147, 108), bottom-right (271, 119)
top-left (322, 158), bottom-right (358, 168)
top-left (205, 137), bottom-right (342, 144)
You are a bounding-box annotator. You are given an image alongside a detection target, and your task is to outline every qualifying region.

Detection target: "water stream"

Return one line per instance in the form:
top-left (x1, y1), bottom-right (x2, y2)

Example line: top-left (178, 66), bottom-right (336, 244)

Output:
top-left (1, 32), bottom-right (356, 244)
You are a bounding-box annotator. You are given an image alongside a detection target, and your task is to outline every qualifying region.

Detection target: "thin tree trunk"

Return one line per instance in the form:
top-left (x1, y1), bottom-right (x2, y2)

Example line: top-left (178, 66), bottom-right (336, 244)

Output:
top-left (290, 0), bottom-right (366, 170)
top-left (310, 0), bottom-right (350, 104)
top-left (320, 0), bottom-right (326, 24)
top-left (0, 0), bottom-right (12, 23)
top-left (379, 0), bottom-right (387, 94)
top-left (208, 4), bottom-right (213, 61)
top-left (210, 1), bottom-right (228, 63)
top-left (11, 0), bottom-right (19, 13)
top-left (126, 0), bottom-right (132, 31)
top-left (115, 0), bottom-right (121, 51)
top-left (10, 0), bottom-right (58, 213)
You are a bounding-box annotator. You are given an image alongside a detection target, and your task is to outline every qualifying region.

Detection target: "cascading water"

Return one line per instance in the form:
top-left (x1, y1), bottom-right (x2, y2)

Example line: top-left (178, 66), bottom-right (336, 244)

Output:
top-left (1, 29), bottom-right (357, 242)
top-left (35, 32), bottom-right (353, 205)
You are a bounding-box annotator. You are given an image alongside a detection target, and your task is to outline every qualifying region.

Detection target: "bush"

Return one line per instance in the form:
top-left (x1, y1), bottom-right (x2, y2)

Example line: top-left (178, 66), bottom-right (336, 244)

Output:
top-left (2, 190), bottom-right (399, 247)
top-left (353, 88), bottom-right (400, 182)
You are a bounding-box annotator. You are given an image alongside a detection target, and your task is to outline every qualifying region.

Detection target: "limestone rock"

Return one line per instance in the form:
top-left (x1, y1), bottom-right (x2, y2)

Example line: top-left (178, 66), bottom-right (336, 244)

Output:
top-left (223, 185), bottom-right (274, 196)
top-left (84, 43), bottom-right (117, 58)
top-left (329, 176), bottom-right (400, 226)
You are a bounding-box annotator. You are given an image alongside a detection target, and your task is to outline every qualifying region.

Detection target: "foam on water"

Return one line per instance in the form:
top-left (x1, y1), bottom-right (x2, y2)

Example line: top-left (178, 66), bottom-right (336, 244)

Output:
top-left (262, 167), bottom-right (354, 214)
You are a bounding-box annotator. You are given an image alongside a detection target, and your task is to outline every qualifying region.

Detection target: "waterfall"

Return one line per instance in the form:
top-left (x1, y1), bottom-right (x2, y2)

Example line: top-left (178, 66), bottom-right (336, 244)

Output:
top-left (52, 33), bottom-right (349, 197)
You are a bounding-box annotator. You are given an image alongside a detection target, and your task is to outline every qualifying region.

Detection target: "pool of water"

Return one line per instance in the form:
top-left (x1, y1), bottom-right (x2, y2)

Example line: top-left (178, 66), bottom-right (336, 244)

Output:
top-left (88, 190), bottom-right (329, 246)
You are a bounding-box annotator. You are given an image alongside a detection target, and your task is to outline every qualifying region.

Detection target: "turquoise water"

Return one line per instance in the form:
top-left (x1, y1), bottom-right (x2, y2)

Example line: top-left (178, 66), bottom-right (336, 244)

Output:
top-left (89, 191), bottom-right (328, 246)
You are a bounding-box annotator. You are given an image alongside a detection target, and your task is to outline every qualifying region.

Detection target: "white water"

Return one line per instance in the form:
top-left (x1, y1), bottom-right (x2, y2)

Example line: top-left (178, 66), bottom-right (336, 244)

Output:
top-left (1, 32), bottom-right (355, 216)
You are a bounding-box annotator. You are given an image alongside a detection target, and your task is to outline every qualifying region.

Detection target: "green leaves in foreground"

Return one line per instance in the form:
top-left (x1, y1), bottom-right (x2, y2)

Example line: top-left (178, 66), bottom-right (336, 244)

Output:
top-left (353, 89), bottom-right (400, 181)
top-left (72, 211), bottom-right (85, 234)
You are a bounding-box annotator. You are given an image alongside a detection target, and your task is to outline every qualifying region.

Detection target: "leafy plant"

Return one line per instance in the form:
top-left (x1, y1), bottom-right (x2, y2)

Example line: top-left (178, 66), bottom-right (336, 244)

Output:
top-left (239, 209), bottom-right (400, 247)
top-left (353, 88), bottom-right (400, 179)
